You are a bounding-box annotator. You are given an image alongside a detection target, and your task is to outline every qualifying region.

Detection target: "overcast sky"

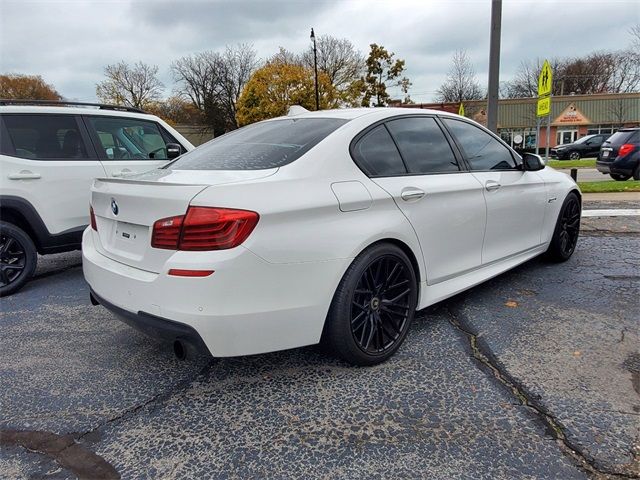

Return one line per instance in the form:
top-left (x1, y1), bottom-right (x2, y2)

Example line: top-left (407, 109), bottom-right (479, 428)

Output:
top-left (1, 0), bottom-right (638, 103)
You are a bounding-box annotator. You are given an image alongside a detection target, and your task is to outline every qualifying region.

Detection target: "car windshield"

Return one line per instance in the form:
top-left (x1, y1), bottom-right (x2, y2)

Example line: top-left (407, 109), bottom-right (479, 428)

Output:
top-left (166, 118), bottom-right (348, 170)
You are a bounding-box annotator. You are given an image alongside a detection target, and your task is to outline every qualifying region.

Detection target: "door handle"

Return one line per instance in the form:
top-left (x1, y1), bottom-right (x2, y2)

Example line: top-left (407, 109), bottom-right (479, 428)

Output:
top-left (485, 181), bottom-right (501, 192)
top-left (8, 171), bottom-right (41, 180)
top-left (400, 188), bottom-right (425, 201)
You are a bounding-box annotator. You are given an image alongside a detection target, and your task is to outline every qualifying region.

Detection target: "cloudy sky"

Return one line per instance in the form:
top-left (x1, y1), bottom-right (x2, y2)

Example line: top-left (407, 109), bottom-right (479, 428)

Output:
top-left (1, 0), bottom-right (638, 103)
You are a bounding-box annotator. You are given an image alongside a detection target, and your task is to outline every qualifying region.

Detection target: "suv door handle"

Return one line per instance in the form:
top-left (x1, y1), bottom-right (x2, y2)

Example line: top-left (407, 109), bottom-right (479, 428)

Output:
top-left (485, 181), bottom-right (501, 192)
top-left (8, 171), bottom-right (41, 180)
top-left (400, 188), bottom-right (425, 201)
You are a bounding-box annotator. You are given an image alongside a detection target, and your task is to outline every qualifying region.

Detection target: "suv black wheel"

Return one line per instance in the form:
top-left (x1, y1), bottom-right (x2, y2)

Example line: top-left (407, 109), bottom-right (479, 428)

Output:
top-left (610, 173), bottom-right (631, 181)
top-left (569, 151), bottom-right (581, 160)
top-left (323, 243), bottom-right (418, 366)
top-left (546, 192), bottom-right (581, 262)
top-left (0, 221), bottom-right (37, 297)
top-left (634, 165), bottom-right (640, 181)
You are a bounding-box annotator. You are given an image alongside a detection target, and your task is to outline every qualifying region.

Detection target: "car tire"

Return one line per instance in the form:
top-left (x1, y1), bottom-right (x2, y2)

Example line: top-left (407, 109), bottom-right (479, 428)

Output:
top-left (569, 151), bottom-right (581, 160)
top-left (546, 192), bottom-right (581, 263)
top-left (323, 243), bottom-right (418, 366)
top-left (610, 173), bottom-right (631, 181)
top-left (634, 165), bottom-right (640, 181)
top-left (0, 221), bottom-right (37, 297)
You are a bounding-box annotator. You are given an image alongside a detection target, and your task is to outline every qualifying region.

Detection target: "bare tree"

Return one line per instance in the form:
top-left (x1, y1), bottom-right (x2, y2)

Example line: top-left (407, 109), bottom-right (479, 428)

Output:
top-left (96, 61), bottom-right (163, 109)
top-left (436, 50), bottom-right (483, 103)
top-left (630, 24), bottom-right (640, 50)
top-left (503, 50), bottom-right (639, 98)
top-left (301, 35), bottom-right (365, 105)
top-left (172, 44), bottom-right (258, 134)
top-left (269, 47), bottom-right (301, 66)
top-left (219, 44), bottom-right (259, 122)
top-left (503, 59), bottom-right (544, 98)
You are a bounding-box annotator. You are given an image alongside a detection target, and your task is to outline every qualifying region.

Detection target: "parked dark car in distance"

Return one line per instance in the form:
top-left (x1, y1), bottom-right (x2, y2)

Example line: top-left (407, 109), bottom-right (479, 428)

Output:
top-left (550, 133), bottom-right (609, 160)
top-left (596, 128), bottom-right (640, 180)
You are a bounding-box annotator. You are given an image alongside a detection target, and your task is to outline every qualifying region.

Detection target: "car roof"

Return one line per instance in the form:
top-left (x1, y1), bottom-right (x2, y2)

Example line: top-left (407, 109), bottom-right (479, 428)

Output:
top-left (281, 106), bottom-right (456, 121)
top-left (0, 105), bottom-right (161, 121)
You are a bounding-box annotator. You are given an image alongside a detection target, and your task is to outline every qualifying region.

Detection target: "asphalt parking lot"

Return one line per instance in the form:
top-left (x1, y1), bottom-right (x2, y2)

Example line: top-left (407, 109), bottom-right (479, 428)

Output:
top-left (1, 207), bottom-right (638, 480)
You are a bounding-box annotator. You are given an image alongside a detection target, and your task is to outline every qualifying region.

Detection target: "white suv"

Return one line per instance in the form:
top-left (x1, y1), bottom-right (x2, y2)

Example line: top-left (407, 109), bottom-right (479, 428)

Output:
top-left (0, 100), bottom-right (195, 296)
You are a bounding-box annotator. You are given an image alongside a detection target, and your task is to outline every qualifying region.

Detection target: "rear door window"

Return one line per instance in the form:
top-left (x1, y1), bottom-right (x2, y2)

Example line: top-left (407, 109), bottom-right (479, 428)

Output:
top-left (86, 116), bottom-right (174, 161)
top-left (167, 118), bottom-right (347, 170)
top-left (385, 117), bottom-right (460, 174)
top-left (1, 114), bottom-right (92, 160)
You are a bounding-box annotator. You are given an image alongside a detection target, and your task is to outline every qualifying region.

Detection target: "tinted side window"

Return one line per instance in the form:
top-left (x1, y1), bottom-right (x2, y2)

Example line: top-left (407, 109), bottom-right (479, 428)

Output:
top-left (386, 117), bottom-right (459, 174)
top-left (352, 125), bottom-right (406, 176)
top-left (87, 116), bottom-right (171, 161)
top-left (3, 114), bottom-right (89, 160)
top-left (443, 118), bottom-right (517, 171)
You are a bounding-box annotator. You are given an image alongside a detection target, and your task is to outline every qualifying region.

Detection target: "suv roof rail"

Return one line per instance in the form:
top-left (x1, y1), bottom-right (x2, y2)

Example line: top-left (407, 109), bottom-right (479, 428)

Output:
top-left (0, 99), bottom-right (148, 114)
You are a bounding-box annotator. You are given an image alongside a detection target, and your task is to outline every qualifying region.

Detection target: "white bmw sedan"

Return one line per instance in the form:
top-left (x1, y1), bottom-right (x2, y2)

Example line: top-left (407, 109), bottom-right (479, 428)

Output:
top-left (83, 107), bottom-right (581, 365)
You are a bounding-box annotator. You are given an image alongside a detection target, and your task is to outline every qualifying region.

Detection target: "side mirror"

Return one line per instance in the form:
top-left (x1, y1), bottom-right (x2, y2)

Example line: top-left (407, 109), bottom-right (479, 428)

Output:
top-left (166, 143), bottom-right (182, 159)
top-left (521, 153), bottom-right (545, 171)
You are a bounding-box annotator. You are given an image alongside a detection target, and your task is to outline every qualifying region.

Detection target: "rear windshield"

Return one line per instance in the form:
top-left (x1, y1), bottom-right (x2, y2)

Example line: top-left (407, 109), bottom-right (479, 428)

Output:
top-left (166, 118), bottom-right (348, 170)
top-left (605, 130), bottom-right (639, 145)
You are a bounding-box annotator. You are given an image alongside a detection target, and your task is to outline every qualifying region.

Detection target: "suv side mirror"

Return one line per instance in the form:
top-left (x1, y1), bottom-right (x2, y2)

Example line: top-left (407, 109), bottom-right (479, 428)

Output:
top-left (521, 153), bottom-right (545, 171)
top-left (166, 143), bottom-right (182, 159)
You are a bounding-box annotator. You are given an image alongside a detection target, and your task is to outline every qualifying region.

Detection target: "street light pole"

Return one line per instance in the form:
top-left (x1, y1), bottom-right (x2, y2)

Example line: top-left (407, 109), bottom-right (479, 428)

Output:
top-left (310, 28), bottom-right (320, 111)
top-left (486, 0), bottom-right (502, 133)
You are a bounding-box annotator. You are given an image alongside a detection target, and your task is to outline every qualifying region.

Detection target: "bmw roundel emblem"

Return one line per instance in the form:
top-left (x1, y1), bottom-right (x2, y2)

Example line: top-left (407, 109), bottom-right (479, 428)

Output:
top-left (111, 198), bottom-right (119, 216)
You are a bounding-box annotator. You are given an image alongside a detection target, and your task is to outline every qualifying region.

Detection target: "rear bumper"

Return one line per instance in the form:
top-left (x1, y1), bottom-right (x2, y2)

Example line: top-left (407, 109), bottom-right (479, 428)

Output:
top-left (90, 289), bottom-right (210, 355)
top-left (82, 228), bottom-right (350, 357)
top-left (596, 160), bottom-right (634, 176)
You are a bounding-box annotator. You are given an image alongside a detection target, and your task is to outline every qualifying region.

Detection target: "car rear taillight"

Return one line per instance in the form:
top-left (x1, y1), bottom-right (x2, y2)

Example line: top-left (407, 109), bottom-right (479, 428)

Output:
top-left (151, 207), bottom-right (259, 251)
top-left (90, 205), bottom-right (97, 231)
top-left (618, 143), bottom-right (635, 157)
top-left (151, 215), bottom-right (184, 249)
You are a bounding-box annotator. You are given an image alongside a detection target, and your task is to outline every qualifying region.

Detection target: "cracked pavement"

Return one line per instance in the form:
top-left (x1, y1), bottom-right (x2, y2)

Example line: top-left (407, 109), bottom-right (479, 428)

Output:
top-left (1, 208), bottom-right (638, 479)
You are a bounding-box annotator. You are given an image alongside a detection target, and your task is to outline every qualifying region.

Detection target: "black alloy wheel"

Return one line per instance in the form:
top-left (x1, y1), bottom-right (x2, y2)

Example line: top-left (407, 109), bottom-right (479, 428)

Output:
top-left (547, 193), bottom-right (581, 262)
top-left (569, 151), bottom-right (581, 160)
top-left (351, 255), bottom-right (412, 355)
top-left (324, 243), bottom-right (418, 365)
top-left (0, 221), bottom-right (37, 296)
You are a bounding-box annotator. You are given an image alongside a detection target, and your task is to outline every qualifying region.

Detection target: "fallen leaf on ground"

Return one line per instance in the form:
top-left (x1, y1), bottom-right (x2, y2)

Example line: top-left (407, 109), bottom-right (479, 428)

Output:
top-left (504, 300), bottom-right (519, 308)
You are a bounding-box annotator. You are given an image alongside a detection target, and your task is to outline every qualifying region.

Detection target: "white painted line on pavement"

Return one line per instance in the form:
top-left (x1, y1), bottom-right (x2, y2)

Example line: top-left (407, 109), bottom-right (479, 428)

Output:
top-left (582, 209), bottom-right (640, 217)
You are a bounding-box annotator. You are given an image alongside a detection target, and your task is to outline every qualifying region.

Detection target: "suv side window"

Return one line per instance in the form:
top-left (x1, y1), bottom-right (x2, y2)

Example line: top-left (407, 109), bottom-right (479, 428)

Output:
top-left (442, 118), bottom-right (517, 171)
top-left (2, 114), bottom-right (91, 160)
top-left (386, 117), bottom-right (460, 174)
top-left (86, 116), bottom-right (172, 160)
top-left (351, 125), bottom-right (406, 177)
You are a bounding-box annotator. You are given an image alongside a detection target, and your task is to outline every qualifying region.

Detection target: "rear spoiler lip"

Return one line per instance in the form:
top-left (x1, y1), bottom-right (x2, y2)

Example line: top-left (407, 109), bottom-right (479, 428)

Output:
top-left (93, 177), bottom-right (208, 187)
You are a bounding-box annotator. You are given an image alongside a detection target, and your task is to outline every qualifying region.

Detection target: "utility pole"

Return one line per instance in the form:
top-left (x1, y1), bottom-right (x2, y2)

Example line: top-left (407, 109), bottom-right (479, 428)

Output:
top-left (486, 0), bottom-right (502, 133)
top-left (310, 28), bottom-right (320, 111)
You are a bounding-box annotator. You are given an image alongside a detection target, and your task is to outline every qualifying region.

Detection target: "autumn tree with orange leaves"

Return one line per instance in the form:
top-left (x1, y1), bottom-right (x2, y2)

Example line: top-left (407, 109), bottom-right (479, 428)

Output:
top-left (0, 74), bottom-right (62, 100)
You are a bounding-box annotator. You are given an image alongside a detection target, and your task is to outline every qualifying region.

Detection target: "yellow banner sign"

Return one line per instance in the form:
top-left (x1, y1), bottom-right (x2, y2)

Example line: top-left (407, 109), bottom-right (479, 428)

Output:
top-left (538, 60), bottom-right (552, 97)
top-left (537, 96), bottom-right (551, 117)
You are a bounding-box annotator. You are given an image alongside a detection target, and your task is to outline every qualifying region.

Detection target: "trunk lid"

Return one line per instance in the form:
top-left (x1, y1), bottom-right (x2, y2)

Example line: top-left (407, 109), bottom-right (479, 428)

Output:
top-left (90, 168), bottom-right (277, 272)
